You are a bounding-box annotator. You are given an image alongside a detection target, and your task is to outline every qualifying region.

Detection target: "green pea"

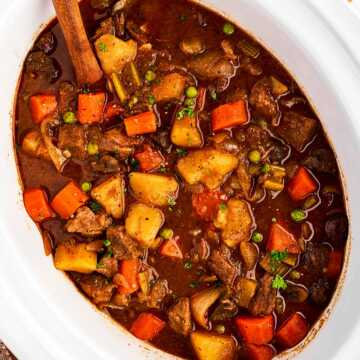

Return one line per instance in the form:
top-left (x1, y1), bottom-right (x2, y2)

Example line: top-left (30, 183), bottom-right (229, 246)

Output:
top-left (291, 209), bottom-right (307, 223)
top-left (160, 228), bottom-right (174, 240)
top-left (145, 70), bottom-right (156, 82)
top-left (184, 98), bottom-right (196, 107)
top-left (248, 150), bottom-right (261, 164)
top-left (81, 181), bottom-right (92, 192)
top-left (186, 86), bottom-right (198, 98)
top-left (63, 111), bottom-right (77, 124)
top-left (251, 231), bottom-right (263, 243)
top-left (223, 22), bottom-right (235, 35)
top-left (87, 142), bottom-right (99, 155)
top-left (289, 270), bottom-right (302, 281)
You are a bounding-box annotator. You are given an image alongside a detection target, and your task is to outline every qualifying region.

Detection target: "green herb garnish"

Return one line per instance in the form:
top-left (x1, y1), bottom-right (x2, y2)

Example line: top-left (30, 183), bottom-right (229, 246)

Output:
top-left (176, 148), bottom-right (188, 157)
top-left (272, 274), bottom-right (287, 290)
top-left (189, 280), bottom-right (199, 288)
top-left (98, 42), bottom-right (108, 52)
top-left (177, 107), bottom-right (194, 120)
top-left (270, 250), bottom-right (288, 271)
top-left (103, 239), bottom-right (111, 247)
top-left (89, 201), bottom-right (102, 213)
top-left (184, 261), bottom-right (193, 270)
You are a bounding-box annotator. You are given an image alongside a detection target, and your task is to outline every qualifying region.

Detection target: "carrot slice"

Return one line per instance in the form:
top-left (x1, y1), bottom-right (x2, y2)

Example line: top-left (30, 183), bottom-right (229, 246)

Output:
top-left (134, 144), bottom-right (164, 172)
top-left (23, 188), bottom-right (54, 222)
top-left (246, 344), bottom-right (275, 360)
top-left (131, 312), bottom-right (166, 341)
top-left (51, 181), bottom-right (89, 219)
top-left (267, 222), bottom-right (300, 254)
top-left (235, 315), bottom-right (274, 345)
top-left (287, 166), bottom-right (317, 201)
top-left (325, 251), bottom-right (343, 278)
top-left (192, 189), bottom-right (224, 221)
top-left (77, 92), bottom-right (106, 124)
top-left (124, 111), bottom-right (157, 136)
top-left (160, 238), bottom-right (183, 259)
top-left (276, 312), bottom-right (308, 348)
top-left (29, 94), bottom-right (57, 124)
top-left (118, 259), bottom-right (140, 295)
top-left (211, 100), bottom-right (248, 131)
top-left (103, 102), bottom-right (124, 120)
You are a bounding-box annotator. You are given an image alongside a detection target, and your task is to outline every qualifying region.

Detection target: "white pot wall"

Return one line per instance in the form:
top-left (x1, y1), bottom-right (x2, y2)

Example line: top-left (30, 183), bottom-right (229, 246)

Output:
top-left (0, 1), bottom-right (359, 359)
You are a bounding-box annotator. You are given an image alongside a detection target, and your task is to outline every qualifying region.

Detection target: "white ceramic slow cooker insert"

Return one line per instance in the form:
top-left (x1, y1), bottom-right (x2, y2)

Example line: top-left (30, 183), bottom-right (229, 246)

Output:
top-left (1, 1), bottom-right (360, 359)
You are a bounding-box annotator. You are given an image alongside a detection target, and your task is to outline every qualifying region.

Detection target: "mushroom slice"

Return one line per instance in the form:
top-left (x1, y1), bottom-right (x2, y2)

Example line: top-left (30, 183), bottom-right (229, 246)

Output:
top-left (190, 286), bottom-right (223, 329)
top-left (40, 114), bottom-right (67, 172)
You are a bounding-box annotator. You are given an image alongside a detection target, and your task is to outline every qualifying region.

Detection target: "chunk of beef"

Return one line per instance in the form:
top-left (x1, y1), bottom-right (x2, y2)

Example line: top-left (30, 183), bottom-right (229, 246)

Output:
top-left (58, 81), bottom-right (77, 114)
top-left (187, 50), bottom-right (235, 80)
top-left (325, 214), bottom-right (348, 244)
top-left (303, 148), bottom-right (337, 175)
top-left (310, 278), bottom-right (330, 305)
top-left (240, 56), bottom-right (263, 76)
top-left (236, 152), bottom-right (252, 199)
top-left (93, 17), bottom-right (115, 39)
top-left (58, 124), bottom-right (87, 160)
top-left (25, 51), bottom-right (59, 82)
top-left (114, 11), bottom-right (126, 38)
top-left (168, 297), bottom-right (192, 336)
top-left (96, 257), bottom-right (118, 278)
top-left (210, 298), bottom-right (238, 321)
top-left (106, 225), bottom-right (143, 260)
top-left (126, 19), bottom-right (149, 44)
top-left (190, 238), bottom-right (210, 262)
top-left (91, 155), bottom-right (121, 174)
top-left (180, 36), bottom-right (206, 56)
top-left (90, 0), bottom-right (111, 9)
top-left (65, 206), bottom-right (112, 237)
top-left (249, 273), bottom-right (276, 316)
top-left (73, 273), bottom-right (116, 305)
top-left (226, 87), bottom-right (248, 103)
top-left (146, 279), bottom-right (170, 309)
top-left (249, 78), bottom-right (278, 119)
top-left (237, 124), bottom-right (271, 150)
top-left (303, 243), bottom-right (330, 275)
top-left (208, 246), bottom-right (239, 285)
top-left (99, 128), bottom-right (142, 158)
top-left (35, 32), bottom-right (56, 54)
top-left (277, 111), bottom-right (317, 152)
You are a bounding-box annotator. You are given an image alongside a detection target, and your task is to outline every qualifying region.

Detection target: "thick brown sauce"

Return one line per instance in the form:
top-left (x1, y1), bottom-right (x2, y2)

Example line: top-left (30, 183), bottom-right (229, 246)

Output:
top-left (15, 0), bottom-right (348, 359)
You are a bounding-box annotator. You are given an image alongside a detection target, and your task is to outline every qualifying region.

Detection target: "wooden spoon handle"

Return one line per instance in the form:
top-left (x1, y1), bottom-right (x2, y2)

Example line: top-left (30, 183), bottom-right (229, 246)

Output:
top-left (52, 0), bottom-right (103, 85)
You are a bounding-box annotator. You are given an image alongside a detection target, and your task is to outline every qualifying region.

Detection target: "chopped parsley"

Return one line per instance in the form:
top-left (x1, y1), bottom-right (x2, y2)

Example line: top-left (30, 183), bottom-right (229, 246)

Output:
top-left (176, 148), bottom-right (188, 157)
top-left (176, 107), bottom-right (194, 120)
top-left (128, 157), bottom-right (140, 170)
top-left (219, 203), bottom-right (227, 211)
top-left (103, 239), bottom-right (111, 247)
top-left (179, 14), bottom-right (188, 21)
top-left (189, 280), bottom-right (199, 288)
top-left (210, 89), bottom-right (217, 101)
top-left (89, 201), bottom-right (102, 213)
top-left (159, 165), bottom-right (167, 173)
top-left (272, 274), bottom-right (287, 290)
top-left (270, 250), bottom-right (288, 271)
top-left (168, 196), bottom-right (177, 207)
top-left (184, 261), bottom-right (193, 270)
top-left (148, 95), bottom-right (156, 105)
top-left (104, 248), bottom-right (113, 258)
top-left (98, 42), bottom-right (108, 52)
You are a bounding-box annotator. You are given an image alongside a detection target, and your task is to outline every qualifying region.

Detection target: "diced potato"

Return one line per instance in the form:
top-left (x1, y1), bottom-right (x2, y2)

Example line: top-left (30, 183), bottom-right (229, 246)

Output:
top-left (95, 34), bottom-right (137, 75)
top-left (190, 331), bottom-right (236, 360)
top-left (214, 199), bottom-right (253, 247)
top-left (22, 130), bottom-right (50, 160)
top-left (125, 203), bottom-right (164, 248)
top-left (177, 148), bottom-right (238, 190)
top-left (54, 243), bottom-right (97, 274)
top-left (171, 115), bottom-right (203, 148)
top-left (235, 278), bottom-right (257, 308)
top-left (91, 174), bottom-right (125, 219)
top-left (129, 172), bottom-right (179, 207)
top-left (152, 73), bottom-right (186, 102)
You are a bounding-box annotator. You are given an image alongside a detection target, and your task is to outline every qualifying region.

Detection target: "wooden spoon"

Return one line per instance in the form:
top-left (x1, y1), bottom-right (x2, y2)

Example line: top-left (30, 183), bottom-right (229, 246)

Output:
top-left (52, 0), bottom-right (103, 85)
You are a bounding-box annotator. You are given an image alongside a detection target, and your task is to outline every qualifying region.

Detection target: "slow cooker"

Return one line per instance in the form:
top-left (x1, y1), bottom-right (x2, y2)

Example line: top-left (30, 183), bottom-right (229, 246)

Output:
top-left (0, 0), bottom-right (360, 359)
